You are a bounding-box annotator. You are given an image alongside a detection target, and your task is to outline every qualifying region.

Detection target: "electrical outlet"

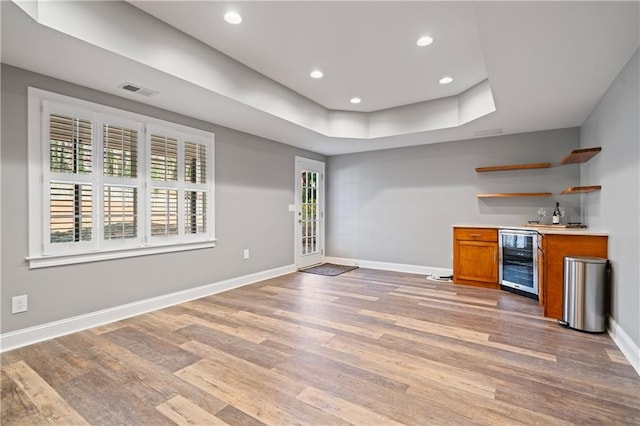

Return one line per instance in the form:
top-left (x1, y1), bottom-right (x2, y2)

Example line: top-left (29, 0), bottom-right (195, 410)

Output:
top-left (12, 295), bottom-right (28, 314)
top-left (243, 249), bottom-right (250, 259)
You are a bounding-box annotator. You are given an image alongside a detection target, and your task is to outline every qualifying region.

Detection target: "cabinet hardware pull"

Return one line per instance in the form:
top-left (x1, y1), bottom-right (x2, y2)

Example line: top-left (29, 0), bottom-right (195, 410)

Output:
top-left (470, 233), bottom-right (482, 237)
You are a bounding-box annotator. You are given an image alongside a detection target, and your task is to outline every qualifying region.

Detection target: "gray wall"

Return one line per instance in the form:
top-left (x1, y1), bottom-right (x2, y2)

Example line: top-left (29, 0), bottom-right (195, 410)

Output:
top-left (326, 128), bottom-right (581, 268)
top-left (581, 49), bottom-right (639, 347)
top-left (1, 64), bottom-right (325, 333)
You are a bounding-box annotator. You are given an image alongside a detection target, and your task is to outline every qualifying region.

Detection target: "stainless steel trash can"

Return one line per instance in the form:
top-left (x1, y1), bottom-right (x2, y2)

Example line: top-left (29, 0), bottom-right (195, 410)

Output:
top-left (561, 256), bottom-right (608, 333)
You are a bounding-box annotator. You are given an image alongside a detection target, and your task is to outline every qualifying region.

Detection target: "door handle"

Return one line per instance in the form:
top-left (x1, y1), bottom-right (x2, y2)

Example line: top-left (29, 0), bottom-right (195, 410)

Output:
top-left (298, 219), bottom-right (302, 224)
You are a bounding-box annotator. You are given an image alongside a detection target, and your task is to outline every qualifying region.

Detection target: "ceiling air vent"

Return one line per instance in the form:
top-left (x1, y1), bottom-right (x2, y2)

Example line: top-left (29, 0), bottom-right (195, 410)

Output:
top-left (118, 83), bottom-right (158, 97)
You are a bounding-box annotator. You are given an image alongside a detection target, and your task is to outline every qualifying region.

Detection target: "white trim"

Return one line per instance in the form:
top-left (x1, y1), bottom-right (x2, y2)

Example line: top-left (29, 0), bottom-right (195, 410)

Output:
top-left (324, 256), bottom-right (453, 277)
top-left (0, 264), bottom-right (296, 353)
top-left (608, 316), bottom-right (640, 376)
top-left (27, 240), bottom-right (218, 269)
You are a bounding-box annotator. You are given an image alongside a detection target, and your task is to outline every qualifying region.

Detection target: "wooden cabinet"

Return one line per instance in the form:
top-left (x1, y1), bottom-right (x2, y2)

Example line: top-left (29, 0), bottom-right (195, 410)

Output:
top-left (453, 227), bottom-right (498, 288)
top-left (540, 234), bottom-right (608, 319)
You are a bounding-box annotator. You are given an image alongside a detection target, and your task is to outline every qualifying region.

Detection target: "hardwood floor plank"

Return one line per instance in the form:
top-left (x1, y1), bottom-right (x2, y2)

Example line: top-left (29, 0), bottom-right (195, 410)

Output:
top-left (2, 361), bottom-right (89, 425)
top-left (2, 269), bottom-right (638, 425)
top-left (85, 337), bottom-right (229, 415)
top-left (259, 285), bottom-right (340, 302)
top-left (296, 386), bottom-right (405, 426)
top-left (358, 308), bottom-right (491, 343)
top-left (273, 348), bottom-right (411, 395)
top-left (360, 308), bottom-right (557, 362)
top-left (1, 368), bottom-right (43, 425)
top-left (273, 308), bottom-right (384, 339)
top-left (271, 348), bottom-right (475, 424)
top-left (102, 326), bottom-right (201, 373)
top-left (214, 405), bottom-right (268, 426)
top-left (176, 346), bottom-right (349, 425)
top-left (323, 334), bottom-right (498, 399)
top-left (176, 324), bottom-right (288, 369)
top-left (379, 330), bottom-right (640, 411)
top-left (606, 347), bottom-right (632, 365)
top-left (393, 286), bottom-right (499, 306)
top-left (231, 310), bottom-right (336, 344)
top-left (156, 395), bottom-right (229, 426)
top-left (495, 377), bottom-right (640, 424)
top-left (57, 368), bottom-right (171, 425)
top-left (178, 313), bottom-right (270, 344)
top-left (1, 340), bottom-right (92, 388)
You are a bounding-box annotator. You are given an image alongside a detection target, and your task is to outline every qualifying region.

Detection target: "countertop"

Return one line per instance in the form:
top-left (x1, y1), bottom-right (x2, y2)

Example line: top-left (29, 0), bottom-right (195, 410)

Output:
top-left (452, 224), bottom-right (608, 236)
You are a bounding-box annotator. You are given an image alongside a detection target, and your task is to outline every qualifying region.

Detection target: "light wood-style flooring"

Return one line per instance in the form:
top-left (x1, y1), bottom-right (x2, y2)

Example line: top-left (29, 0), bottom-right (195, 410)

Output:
top-left (2, 268), bottom-right (639, 425)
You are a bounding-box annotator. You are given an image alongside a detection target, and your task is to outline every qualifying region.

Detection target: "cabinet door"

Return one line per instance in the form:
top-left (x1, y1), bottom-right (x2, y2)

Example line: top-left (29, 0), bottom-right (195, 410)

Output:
top-left (542, 235), bottom-right (608, 319)
top-left (455, 240), bottom-right (498, 284)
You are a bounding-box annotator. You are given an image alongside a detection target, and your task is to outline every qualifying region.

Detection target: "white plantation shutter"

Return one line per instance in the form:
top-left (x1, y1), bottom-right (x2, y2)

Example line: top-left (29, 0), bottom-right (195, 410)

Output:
top-left (102, 120), bottom-right (141, 245)
top-left (49, 113), bottom-right (93, 174)
top-left (184, 142), bottom-right (207, 184)
top-left (45, 106), bottom-right (97, 254)
top-left (185, 191), bottom-right (206, 234)
top-left (184, 140), bottom-right (208, 235)
top-left (103, 124), bottom-right (138, 178)
top-left (150, 134), bottom-right (178, 182)
top-left (150, 188), bottom-right (179, 236)
top-left (49, 182), bottom-right (93, 243)
top-left (103, 185), bottom-right (137, 239)
top-left (29, 90), bottom-right (215, 267)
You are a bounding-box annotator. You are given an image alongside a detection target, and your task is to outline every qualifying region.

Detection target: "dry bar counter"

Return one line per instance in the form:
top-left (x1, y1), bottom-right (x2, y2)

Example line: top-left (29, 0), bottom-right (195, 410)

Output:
top-left (452, 225), bottom-right (608, 319)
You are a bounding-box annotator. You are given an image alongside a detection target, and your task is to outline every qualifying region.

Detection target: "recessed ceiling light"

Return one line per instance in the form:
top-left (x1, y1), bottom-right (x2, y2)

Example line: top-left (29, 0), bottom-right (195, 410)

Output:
top-left (439, 76), bottom-right (453, 85)
top-left (224, 11), bottom-right (242, 24)
top-left (350, 97), bottom-right (362, 104)
top-left (310, 70), bottom-right (324, 79)
top-left (416, 36), bottom-right (434, 47)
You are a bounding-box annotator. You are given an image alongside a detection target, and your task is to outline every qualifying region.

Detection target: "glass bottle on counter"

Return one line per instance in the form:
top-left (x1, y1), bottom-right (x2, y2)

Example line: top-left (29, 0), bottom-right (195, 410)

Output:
top-left (552, 202), bottom-right (561, 225)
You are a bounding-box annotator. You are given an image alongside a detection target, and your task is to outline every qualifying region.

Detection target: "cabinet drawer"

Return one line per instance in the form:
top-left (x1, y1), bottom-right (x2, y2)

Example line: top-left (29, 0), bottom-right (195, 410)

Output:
top-left (454, 227), bottom-right (497, 242)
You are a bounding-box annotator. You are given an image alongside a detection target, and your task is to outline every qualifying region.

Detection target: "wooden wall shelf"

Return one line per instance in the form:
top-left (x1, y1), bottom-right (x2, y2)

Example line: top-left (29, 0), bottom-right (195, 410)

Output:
top-left (475, 147), bottom-right (602, 198)
top-left (475, 163), bottom-right (552, 173)
top-left (560, 147), bottom-right (602, 164)
top-left (477, 192), bottom-right (553, 198)
top-left (560, 185), bottom-right (602, 194)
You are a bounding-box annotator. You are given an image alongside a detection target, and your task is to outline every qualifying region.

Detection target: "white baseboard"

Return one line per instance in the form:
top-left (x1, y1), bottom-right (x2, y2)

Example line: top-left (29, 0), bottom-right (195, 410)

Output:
top-left (324, 256), bottom-right (452, 277)
top-left (0, 264), bottom-right (296, 353)
top-left (608, 316), bottom-right (640, 376)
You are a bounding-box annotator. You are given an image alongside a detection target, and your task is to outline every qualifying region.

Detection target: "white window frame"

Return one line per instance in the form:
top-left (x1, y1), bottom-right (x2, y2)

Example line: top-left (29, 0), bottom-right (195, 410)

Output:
top-left (27, 88), bottom-right (216, 269)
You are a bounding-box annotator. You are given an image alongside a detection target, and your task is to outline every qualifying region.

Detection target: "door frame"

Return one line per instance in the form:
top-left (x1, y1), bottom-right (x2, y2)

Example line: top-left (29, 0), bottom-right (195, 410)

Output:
top-left (294, 156), bottom-right (325, 269)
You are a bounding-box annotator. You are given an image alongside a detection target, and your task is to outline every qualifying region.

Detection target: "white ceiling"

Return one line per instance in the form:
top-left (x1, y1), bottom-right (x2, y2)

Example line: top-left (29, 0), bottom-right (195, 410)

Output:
top-left (1, 1), bottom-right (638, 156)
top-left (129, 1), bottom-right (489, 112)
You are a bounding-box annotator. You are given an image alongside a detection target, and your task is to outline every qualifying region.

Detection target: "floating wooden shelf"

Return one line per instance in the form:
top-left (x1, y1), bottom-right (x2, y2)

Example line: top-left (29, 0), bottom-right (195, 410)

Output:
top-left (560, 185), bottom-right (602, 194)
top-left (475, 147), bottom-right (602, 199)
top-left (477, 192), bottom-right (553, 198)
top-left (475, 163), bottom-right (552, 173)
top-left (560, 147), bottom-right (602, 164)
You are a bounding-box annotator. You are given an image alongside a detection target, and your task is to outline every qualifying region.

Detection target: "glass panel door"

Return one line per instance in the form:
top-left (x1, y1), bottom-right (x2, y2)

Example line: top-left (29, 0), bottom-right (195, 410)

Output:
top-left (295, 158), bottom-right (324, 269)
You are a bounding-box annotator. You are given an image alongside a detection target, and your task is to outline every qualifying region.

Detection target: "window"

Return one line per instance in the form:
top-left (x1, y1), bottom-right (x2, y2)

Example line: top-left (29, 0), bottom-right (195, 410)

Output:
top-left (28, 89), bottom-right (215, 268)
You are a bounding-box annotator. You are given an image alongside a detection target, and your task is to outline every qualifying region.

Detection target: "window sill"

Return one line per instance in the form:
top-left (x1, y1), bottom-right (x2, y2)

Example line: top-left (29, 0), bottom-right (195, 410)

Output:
top-left (26, 240), bottom-right (217, 269)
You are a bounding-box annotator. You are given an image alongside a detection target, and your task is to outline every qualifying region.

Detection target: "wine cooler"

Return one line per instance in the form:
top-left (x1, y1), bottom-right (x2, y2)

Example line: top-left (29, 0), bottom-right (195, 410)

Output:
top-left (498, 229), bottom-right (538, 300)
